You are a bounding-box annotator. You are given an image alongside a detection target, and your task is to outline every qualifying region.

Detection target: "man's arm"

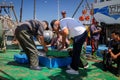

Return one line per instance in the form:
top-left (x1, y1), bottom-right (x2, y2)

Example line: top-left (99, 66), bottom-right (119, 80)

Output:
top-left (93, 27), bottom-right (102, 34)
top-left (59, 27), bottom-right (69, 50)
top-left (111, 52), bottom-right (120, 60)
top-left (37, 35), bottom-right (48, 52)
top-left (115, 52), bottom-right (120, 58)
top-left (108, 49), bottom-right (120, 59)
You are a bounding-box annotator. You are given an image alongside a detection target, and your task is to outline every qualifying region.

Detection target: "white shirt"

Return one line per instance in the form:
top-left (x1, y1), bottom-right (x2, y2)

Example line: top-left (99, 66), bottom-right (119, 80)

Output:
top-left (60, 17), bottom-right (86, 38)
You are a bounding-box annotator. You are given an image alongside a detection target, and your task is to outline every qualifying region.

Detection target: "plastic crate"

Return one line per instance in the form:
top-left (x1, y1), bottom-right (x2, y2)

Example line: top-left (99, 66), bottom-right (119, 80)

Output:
top-left (86, 45), bottom-right (92, 54)
top-left (37, 45), bottom-right (70, 57)
top-left (14, 54), bottom-right (28, 63)
top-left (39, 56), bottom-right (72, 68)
top-left (37, 45), bottom-right (52, 50)
top-left (46, 49), bottom-right (69, 57)
top-left (86, 45), bottom-right (108, 57)
top-left (14, 53), bottom-right (72, 68)
top-left (97, 45), bottom-right (108, 57)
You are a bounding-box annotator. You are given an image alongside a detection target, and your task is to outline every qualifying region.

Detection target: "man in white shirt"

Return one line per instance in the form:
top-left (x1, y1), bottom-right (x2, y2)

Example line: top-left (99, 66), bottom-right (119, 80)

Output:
top-left (50, 17), bottom-right (87, 74)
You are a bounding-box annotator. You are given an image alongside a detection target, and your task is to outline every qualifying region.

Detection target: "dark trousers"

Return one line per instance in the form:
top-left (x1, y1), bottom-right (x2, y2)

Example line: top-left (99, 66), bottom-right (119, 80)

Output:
top-left (15, 26), bottom-right (39, 67)
top-left (90, 39), bottom-right (99, 55)
top-left (116, 57), bottom-right (120, 75)
top-left (103, 51), bottom-right (120, 75)
top-left (71, 31), bottom-right (87, 70)
top-left (103, 51), bottom-right (112, 68)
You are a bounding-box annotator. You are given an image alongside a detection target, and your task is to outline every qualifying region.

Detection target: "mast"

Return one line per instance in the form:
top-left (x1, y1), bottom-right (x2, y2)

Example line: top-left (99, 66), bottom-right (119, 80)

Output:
top-left (19, 0), bottom-right (23, 22)
top-left (0, 1), bottom-right (18, 23)
top-left (57, 0), bottom-right (60, 20)
top-left (85, 0), bottom-right (90, 10)
top-left (33, 0), bottom-right (36, 19)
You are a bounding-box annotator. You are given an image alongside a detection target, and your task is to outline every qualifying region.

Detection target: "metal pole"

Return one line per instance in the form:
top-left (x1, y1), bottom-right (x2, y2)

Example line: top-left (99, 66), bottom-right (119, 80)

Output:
top-left (33, 0), bottom-right (36, 19)
top-left (19, 0), bottom-right (23, 22)
top-left (12, 7), bottom-right (18, 23)
top-left (85, 0), bottom-right (90, 10)
top-left (10, 3), bottom-right (18, 23)
top-left (57, 0), bottom-right (60, 20)
top-left (72, 0), bottom-right (84, 18)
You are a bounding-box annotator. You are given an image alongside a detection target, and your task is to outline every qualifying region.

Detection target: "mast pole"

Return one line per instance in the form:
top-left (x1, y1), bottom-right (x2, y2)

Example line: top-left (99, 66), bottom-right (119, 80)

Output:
top-left (57, 0), bottom-right (60, 20)
top-left (19, 0), bottom-right (23, 22)
top-left (33, 0), bottom-right (36, 19)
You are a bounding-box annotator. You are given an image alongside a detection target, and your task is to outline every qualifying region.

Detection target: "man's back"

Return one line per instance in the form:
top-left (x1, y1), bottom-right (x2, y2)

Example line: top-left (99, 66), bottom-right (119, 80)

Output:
top-left (60, 17), bottom-right (86, 38)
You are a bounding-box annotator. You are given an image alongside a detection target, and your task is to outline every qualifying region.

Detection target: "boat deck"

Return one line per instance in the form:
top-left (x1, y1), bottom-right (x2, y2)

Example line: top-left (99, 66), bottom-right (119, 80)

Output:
top-left (0, 49), bottom-right (119, 80)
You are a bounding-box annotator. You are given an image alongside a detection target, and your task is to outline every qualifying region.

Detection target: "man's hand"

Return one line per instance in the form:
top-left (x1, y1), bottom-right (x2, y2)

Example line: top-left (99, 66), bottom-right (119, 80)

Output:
top-left (108, 48), bottom-right (112, 53)
top-left (44, 46), bottom-right (48, 52)
top-left (12, 40), bottom-right (19, 45)
top-left (37, 35), bottom-right (48, 52)
top-left (58, 45), bottom-right (64, 51)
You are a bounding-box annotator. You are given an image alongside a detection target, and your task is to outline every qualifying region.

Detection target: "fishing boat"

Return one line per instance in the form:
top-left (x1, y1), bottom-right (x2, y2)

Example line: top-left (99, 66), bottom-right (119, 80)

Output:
top-left (0, 1), bottom-right (18, 52)
top-left (93, 0), bottom-right (120, 44)
top-left (93, 0), bottom-right (120, 24)
top-left (0, 0), bottom-right (119, 80)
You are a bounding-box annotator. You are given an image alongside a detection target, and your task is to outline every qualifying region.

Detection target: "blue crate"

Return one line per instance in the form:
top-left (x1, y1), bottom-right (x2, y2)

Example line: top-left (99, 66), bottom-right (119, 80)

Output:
top-left (86, 45), bottom-right (108, 57)
top-left (14, 53), bottom-right (72, 68)
top-left (14, 54), bottom-right (28, 63)
top-left (86, 45), bottom-right (92, 54)
top-left (39, 56), bottom-right (72, 68)
top-left (97, 45), bottom-right (108, 57)
top-left (37, 45), bottom-right (52, 50)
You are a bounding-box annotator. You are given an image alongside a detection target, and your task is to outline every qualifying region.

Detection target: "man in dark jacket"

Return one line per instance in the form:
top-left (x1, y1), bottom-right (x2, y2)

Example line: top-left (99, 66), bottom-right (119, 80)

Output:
top-left (103, 31), bottom-right (120, 76)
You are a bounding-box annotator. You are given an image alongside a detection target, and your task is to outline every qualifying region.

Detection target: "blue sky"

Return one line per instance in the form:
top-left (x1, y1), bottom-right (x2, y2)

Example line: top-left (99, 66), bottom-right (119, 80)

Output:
top-left (0, 0), bottom-right (94, 23)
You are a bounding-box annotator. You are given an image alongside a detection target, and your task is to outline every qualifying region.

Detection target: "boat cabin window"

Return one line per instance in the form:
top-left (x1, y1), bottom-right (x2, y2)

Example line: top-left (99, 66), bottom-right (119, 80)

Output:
top-left (100, 0), bottom-right (111, 2)
top-left (100, 0), bottom-right (104, 2)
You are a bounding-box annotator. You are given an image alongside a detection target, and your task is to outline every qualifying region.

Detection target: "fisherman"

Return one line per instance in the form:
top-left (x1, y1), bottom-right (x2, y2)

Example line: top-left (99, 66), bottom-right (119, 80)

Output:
top-left (14, 20), bottom-right (48, 70)
top-left (61, 10), bottom-right (66, 18)
top-left (108, 31), bottom-right (120, 77)
top-left (103, 31), bottom-right (120, 76)
top-left (90, 20), bottom-right (102, 59)
top-left (42, 20), bottom-right (49, 30)
top-left (51, 17), bottom-right (87, 75)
